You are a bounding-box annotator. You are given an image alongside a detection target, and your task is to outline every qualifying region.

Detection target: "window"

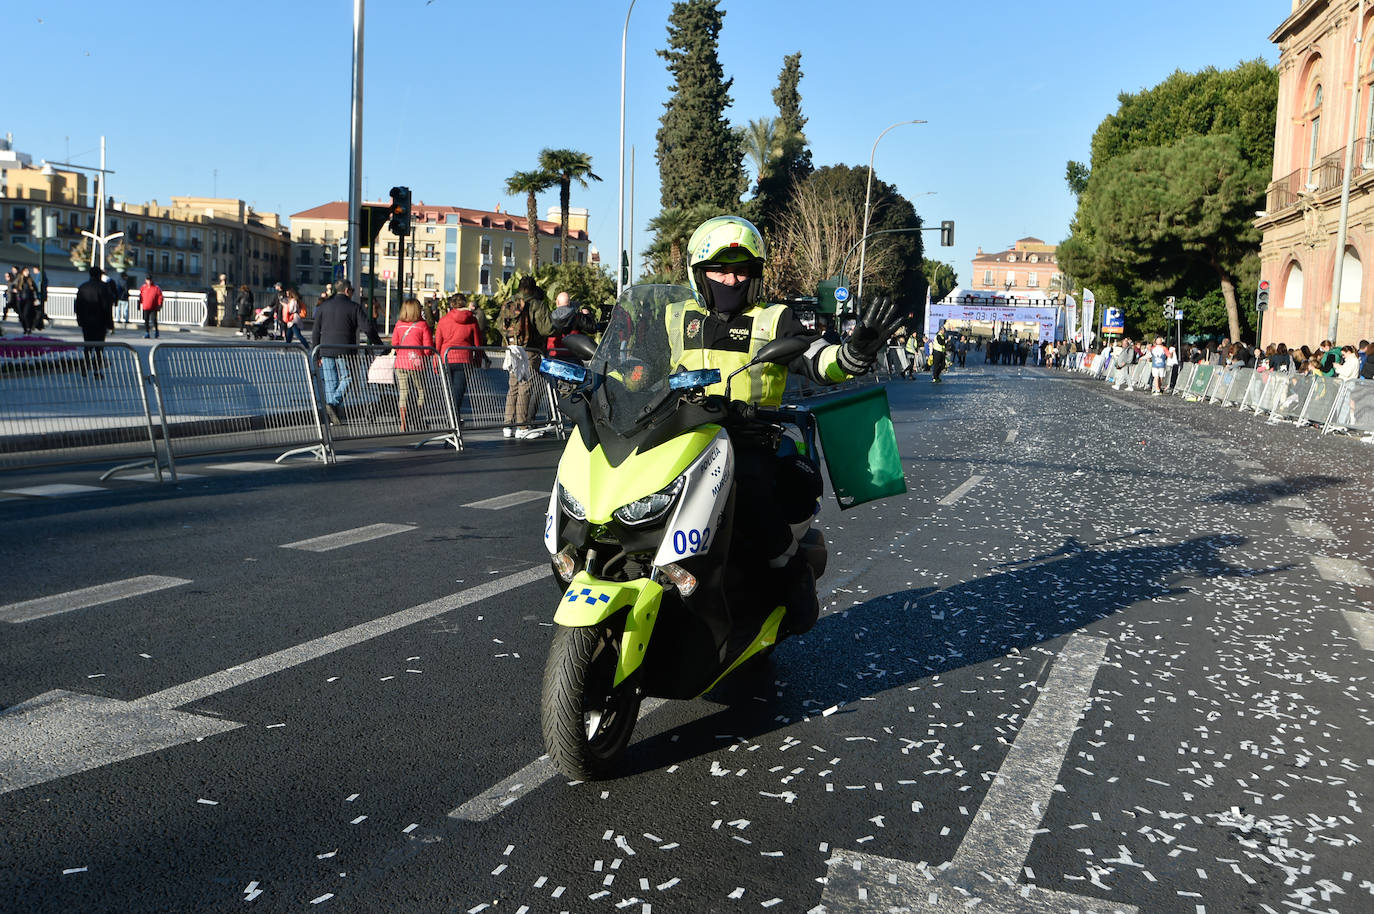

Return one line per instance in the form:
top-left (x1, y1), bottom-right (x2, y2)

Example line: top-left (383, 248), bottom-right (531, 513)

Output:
top-left (149, 249), bottom-right (156, 268)
top-left (1027, 272), bottom-right (1039, 288)
top-left (323, 229), bottom-right (335, 243)
top-left (10, 205), bottom-right (27, 232)
top-left (479, 266), bottom-right (490, 289)
top-left (385, 241), bottom-right (397, 256)
top-left (176, 253), bottom-right (185, 274)
top-left (297, 270), bottom-right (311, 286)
top-left (577, 249), bottom-right (585, 264)
top-left (423, 273), bottom-right (435, 289)
top-left (1005, 271), bottom-right (1016, 287)
top-left (299, 249), bottom-right (313, 265)
top-left (502, 239), bottom-right (514, 261)
top-left (130, 249), bottom-right (140, 267)
top-left (553, 244), bottom-right (562, 265)
top-left (191, 254), bottom-right (201, 274)
top-left (480, 236), bottom-right (491, 256)
top-left (1308, 84), bottom-right (1323, 177)
top-left (1282, 261), bottom-right (1304, 309)
top-left (161, 253), bottom-right (170, 272)
top-left (983, 269), bottom-right (993, 286)
top-left (424, 242), bottom-right (436, 258)
top-left (176, 226), bottom-right (187, 247)
top-left (503, 268), bottom-right (513, 282)
top-left (299, 228), bottom-right (311, 242)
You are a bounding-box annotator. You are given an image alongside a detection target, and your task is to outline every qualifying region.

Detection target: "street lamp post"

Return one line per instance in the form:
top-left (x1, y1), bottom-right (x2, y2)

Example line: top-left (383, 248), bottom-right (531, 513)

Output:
top-left (855, 119), bottom-right (925, 309)
top-left (616, 0), bottom-right (637, 302)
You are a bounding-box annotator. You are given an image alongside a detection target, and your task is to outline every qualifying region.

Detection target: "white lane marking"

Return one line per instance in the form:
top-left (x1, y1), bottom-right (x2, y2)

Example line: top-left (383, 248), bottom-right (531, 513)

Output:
top-left (137, 565), bottom-right (548, 711)
top-left (463, 490), bottom-right (548, 510)
top-left (1312, 555), bottom-right (1374, 586)
top-left (2, 484), bottom-right (106, 497)
top-left (449, 699), bottom-right (668, 822)
top-left (937, 474), bottom-right (985, 506)
top-left (1004, 429), bottom-right (1018, 443)
top-left (206, 462), bottom-right (288, 472)
top-left (1345, 611), bottom-right (1374, 650)
top-left (820, 636), bottom-right (1133, 914)
top-left (281, 523), bottom-right (416, 552)
top-left (1287, 517), bottom-right (1337, 541)
top-left (0, 575), bottom-right (191, 624)
top-left (0, 566), bottom-right (548, 794)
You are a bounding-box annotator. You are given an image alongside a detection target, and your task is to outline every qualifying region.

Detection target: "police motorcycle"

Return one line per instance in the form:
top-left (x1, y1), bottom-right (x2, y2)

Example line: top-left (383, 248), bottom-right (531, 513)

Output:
top-left (537, 284), bottom-right (829, 780)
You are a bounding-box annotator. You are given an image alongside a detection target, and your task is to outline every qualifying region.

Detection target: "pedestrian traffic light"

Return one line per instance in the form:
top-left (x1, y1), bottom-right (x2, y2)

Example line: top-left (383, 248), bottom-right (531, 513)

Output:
top-left (388, 186), bottom-right (412, 236)
top-left (939, 220), bottom-right (954, 247)
top-left (338, 235), bottom-right (349, 263)
top-left (1256, 279), bottom-right (1270, 312)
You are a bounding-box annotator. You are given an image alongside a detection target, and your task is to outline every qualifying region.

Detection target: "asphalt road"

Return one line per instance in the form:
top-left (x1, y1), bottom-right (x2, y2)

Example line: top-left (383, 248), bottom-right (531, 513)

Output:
top-left (1, 364), bottom-right (1371, 914)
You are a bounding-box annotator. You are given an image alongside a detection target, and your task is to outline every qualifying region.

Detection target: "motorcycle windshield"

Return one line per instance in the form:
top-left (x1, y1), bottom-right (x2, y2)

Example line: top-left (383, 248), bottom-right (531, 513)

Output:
top-left (589, 284), bottom-right (708, 437)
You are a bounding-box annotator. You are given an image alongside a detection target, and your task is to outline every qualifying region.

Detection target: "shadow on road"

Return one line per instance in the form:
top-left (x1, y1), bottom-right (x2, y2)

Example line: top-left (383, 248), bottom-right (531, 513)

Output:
top-left (617, 531), bottom-right (1292, 776)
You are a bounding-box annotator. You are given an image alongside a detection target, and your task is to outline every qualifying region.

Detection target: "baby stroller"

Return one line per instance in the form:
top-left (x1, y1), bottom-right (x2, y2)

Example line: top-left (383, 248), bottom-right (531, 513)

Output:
top-left (245, 303), bottom-right (284, 340)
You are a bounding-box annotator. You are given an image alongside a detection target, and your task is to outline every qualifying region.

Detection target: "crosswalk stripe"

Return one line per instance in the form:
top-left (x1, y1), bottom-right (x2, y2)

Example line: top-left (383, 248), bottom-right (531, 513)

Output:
top-left (1312, 555), bottom-right (1374, 586)
top-left (2, 484), bottom-right (106, 498)
top-left (0, 575), bottom-right (191, 624)
top-left (463, 490), bottom-right (548, 510)
top-left (280, 523), bottom-right (416, 552)
top-left (1287, 517), bottom-right (1337, 540)
top-left (1344, 611), bottom-right (1374, 651)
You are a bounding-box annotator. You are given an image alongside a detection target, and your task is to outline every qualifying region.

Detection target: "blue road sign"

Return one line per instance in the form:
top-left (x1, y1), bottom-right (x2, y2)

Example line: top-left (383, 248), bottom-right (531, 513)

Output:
top-left (834, 286), bottom-right (850, 303)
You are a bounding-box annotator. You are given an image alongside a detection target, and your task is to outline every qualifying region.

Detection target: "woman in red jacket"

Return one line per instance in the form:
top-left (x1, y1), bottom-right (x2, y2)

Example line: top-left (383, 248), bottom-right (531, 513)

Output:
top-left (392, 298), bottom-right (434, 432)
top-left (433, 294), bottom-right (485, 423)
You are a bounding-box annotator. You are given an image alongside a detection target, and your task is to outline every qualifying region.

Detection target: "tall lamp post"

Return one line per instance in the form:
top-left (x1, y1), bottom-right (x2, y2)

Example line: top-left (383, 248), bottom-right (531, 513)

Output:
top-left (615, 0), bottom-right (637, 302)
top-left (1328, 0), bottom-right (1366, 342)
top-left (855, 119), bottom-right (925, 308)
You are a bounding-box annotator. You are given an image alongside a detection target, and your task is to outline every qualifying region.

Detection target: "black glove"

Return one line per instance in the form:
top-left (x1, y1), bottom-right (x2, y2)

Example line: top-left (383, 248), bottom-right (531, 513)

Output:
top-left (837, 297), bottom-right (910, 374)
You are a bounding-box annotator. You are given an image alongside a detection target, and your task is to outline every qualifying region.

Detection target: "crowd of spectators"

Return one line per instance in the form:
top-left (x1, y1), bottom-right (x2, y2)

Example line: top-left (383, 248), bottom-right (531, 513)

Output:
top-left (1072, 334), bottom-right (1374, 391)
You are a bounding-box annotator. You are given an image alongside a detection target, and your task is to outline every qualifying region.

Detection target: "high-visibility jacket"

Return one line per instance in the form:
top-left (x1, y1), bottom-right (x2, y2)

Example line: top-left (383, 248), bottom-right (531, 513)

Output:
top-left (932, 332), bottom-right (948, 354)
top-left (665, 300), bottom-right (849, 406)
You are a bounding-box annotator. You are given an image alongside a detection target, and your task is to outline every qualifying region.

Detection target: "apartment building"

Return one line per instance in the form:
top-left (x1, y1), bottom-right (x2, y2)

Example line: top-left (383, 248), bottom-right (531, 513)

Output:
top-left (967, 237), bottom-right (1063, 301)
top-left (290, 201), bottom-right (592, 300)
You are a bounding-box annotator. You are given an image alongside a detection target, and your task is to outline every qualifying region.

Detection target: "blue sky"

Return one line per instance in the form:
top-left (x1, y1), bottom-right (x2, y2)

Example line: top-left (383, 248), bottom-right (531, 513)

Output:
top-left (3, 0), bottom-right (1282, 286)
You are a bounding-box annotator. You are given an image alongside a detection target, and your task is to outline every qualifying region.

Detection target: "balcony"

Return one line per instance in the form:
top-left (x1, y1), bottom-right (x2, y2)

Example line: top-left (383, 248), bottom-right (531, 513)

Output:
top-left (480, 252), bottom-right (493, 265)
top-left (1266, 142), bottom-right (1373, 216)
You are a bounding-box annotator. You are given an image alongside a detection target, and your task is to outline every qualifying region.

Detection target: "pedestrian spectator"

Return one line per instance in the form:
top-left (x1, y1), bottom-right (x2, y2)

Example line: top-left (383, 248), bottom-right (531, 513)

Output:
top-left (1147, 336), bottom-right (1168, 395)
top-left (1334, 345), bottom-right (1360, 381)
top-left (115, 274), bottom-right (132, 327)
top-left (207, 274), bottom-right (226, 327)
top-left (310, 280), bottom-right (381, 425)
top-left (904, 332), bottom-right (921, 377)
top-left (234, 284), bottom-right (254, 334)
top-left (74, 266), bottom-right (115, 378)
top-left (139, 275), bottom-right (163, 339)
top-left (1111, 337), bottom-right (1135, 390)
top-left (499, 275), bottom-right (553, 439)
top-left (1357, 339), bottom-right (1369, 376)
top-left (1361, 341), bottom-right (1374, 379)
top-left (391, 298), bottom-right (434, 433)
top-left (14, 268), bottom-right (38, 334)
top-left (434, 292), bottom-right (484, 422)
top-left (2, 266), bottom-right (15, 328)
top-left (282, 288), bottom-right (309, 349)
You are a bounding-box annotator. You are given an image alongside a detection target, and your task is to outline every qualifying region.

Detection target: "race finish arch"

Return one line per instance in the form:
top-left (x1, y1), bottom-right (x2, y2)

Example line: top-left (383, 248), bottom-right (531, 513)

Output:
top-left (926, 291), bottom-right (1065, 343)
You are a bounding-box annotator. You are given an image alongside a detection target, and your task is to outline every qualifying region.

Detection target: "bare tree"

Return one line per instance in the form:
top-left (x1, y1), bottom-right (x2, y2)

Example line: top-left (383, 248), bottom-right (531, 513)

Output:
top-left (767, 173), bottom-right (903, 300)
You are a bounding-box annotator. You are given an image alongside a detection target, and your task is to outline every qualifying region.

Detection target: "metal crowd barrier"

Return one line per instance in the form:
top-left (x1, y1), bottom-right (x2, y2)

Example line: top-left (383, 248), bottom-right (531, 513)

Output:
top-left (1091, 351), bottom-right (1372, 439)
top-left (149, 342), bottom-right (330, 473)
top-left (452, 346), bottom-right (564, 436)
top-left (310, 344), bottom-right (461, 452)
top-left (0, 339), bottom-right (165, 480)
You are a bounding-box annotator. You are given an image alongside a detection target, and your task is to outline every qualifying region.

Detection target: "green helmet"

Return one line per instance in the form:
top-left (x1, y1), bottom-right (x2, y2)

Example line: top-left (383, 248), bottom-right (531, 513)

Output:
top-left (687, 215), bottom-right (766, 310)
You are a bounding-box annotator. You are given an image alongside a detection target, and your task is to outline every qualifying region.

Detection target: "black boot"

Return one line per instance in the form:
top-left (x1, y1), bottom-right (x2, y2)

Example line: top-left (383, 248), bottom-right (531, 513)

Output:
top-left (776, 554), bottom-right (819, 638)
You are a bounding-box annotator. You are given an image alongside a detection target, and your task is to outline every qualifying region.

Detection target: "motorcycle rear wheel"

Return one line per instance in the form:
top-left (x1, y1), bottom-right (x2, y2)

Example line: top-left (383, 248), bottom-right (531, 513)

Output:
top-left (541, 623), bottom-right (642, 780)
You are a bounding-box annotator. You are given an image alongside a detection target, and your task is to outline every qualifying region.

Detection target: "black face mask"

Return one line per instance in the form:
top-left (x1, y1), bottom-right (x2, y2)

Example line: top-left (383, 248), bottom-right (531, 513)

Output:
top-left (706, 277), bottom-right (751, 315)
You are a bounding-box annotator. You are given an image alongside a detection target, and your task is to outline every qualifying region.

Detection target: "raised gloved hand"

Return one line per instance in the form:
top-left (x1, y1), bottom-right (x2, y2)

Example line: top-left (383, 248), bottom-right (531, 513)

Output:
top-left (837, 296), bottom-right (910, 374)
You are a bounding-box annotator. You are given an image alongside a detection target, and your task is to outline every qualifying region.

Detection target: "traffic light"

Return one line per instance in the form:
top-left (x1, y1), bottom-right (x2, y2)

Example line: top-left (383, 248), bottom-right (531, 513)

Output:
top-left (1256, 279), bottom-right (1270, 312)
top-left (388, 186), bottom-right (412, 236)
top-left (339, 235), bottom-right (349, 263)
top-left (939, 220), bottom-right (954, 247)
top-left (621, 250), bottom-right (629, 286)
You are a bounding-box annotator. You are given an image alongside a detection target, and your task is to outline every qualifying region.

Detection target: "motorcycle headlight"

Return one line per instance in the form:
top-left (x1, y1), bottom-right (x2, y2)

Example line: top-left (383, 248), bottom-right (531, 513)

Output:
top-left (613, 478), bottom-right (683, 526)
top-left (557, 483), bottom-right (587, 521)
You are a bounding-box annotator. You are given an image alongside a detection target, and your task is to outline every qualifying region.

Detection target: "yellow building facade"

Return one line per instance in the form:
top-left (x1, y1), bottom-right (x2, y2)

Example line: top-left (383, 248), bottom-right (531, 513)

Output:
top-left (289, 201), bottom-right (592, 302)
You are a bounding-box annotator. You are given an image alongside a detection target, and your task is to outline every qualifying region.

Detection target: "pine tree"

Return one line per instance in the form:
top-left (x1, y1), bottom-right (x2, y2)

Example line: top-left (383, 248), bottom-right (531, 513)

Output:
top-left (655, 0), bottom-right (745, 211)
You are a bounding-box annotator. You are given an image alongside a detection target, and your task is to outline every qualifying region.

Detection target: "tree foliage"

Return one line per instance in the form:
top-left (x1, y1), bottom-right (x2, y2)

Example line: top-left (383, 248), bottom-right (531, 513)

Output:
top-left (655, 0), bottom-right (746, 211)
top-left (767, 165), bottom-right (924, 305)
top-left (1060, 60), bottom-right (1276, 341)
top-left (922, 261), bottom-right (958, 303)
top-left (643, 202), bottom-right (721, 282)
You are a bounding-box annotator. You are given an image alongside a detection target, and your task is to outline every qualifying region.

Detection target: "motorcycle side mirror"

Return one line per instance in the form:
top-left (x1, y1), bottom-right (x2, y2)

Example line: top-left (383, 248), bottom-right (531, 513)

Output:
top-left (540, 357), bottom-right (588, 385)
top-left (561, 333), bottom-right (599, 361)
top-left (751, 336), bottom-right (809, 366)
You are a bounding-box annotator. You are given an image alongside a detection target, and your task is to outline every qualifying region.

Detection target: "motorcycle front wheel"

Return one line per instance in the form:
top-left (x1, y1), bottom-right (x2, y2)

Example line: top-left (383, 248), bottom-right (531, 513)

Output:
top-left (541, 623), bottom-right (642, 780)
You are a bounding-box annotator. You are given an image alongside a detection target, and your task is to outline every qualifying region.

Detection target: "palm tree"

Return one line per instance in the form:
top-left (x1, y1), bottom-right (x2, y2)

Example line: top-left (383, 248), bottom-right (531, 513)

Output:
top-left (647, 203), bottom-right (721, 281)
top-left (738, 116), bottom-right (779, 188)
top-left (505, 169), bottom-right (555, 272)
top-left (538, 149), bottom-right (602, 265)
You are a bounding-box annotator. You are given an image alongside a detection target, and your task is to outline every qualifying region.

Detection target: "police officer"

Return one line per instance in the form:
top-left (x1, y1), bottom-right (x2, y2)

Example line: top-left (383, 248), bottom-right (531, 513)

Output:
top-left (930, 323), bottom-right (949, 383)
top-left (669, 216), bottom-right (906, 634)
